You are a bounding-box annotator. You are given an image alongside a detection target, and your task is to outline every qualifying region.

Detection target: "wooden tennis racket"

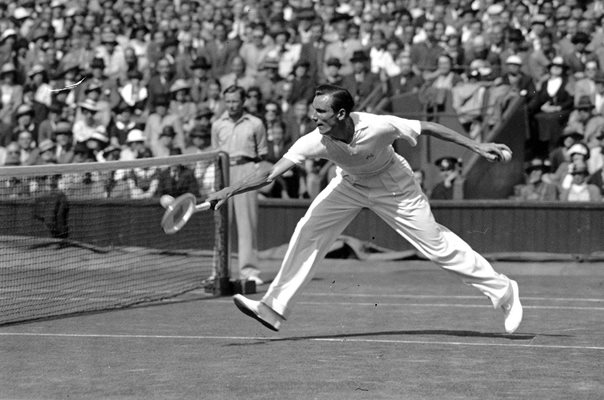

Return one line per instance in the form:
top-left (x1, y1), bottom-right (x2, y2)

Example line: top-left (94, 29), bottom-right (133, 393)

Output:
top-left (160, 193), bottom-right (215, 234)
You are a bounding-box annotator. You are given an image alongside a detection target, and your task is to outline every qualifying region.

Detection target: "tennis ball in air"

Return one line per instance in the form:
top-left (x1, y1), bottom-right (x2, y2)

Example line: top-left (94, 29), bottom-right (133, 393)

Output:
top-left (160, 194), bottom-right (174, 208)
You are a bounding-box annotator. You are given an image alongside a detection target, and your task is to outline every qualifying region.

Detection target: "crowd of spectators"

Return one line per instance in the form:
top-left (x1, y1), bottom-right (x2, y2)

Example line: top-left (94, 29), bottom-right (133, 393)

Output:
top-left (0, 0), bottom-right (603, 201)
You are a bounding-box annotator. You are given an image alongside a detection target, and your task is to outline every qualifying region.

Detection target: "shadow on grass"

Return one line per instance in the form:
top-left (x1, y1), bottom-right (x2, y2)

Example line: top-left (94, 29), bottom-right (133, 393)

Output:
top-left (225, 330), bottom-right (572, 346)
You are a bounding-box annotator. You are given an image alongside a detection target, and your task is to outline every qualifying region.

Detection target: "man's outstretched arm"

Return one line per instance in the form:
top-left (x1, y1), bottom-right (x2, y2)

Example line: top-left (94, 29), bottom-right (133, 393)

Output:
top-left (420, 121), bottom-right (511, 162)
top-left (207, 157), bottom-right (297, 209)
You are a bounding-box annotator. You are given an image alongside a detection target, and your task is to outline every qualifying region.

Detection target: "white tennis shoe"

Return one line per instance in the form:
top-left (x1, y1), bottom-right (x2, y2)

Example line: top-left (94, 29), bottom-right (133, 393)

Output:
top-left (233, 294), bottom-right (284, 331)
top-left (501, 280), bottom-right (523, 334)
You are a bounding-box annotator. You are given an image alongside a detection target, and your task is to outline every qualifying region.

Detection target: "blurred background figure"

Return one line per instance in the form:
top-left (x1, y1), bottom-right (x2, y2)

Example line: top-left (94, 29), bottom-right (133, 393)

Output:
top-left (430, 157), bottom-right (464, 200)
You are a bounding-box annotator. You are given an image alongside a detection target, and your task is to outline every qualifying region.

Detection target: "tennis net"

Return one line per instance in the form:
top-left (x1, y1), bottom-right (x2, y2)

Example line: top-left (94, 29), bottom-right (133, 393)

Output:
top-left (0, 152), bottom-right (229, 325)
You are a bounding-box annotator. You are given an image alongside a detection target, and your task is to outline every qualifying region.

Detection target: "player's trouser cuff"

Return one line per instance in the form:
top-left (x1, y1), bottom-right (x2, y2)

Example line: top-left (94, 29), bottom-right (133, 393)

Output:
top-left (261, 297), bottom-right (289, 319)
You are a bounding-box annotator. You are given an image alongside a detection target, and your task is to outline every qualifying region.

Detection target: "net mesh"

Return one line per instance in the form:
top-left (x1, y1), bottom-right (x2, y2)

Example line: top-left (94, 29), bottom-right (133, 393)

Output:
top-left (0, 152), bottom-right (229, 325)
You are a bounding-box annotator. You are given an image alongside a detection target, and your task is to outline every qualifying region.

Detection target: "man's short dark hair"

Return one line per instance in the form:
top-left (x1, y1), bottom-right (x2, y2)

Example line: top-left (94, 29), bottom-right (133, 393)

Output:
top-left (315, 84), bottom-right (355, 114)
top-left (223, 85), bottom-right (246, 100)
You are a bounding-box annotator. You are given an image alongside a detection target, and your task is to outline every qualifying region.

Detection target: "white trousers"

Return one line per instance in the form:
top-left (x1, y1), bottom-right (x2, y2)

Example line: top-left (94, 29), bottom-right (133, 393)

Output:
top-left (261, 164), bottom-right (512, 318)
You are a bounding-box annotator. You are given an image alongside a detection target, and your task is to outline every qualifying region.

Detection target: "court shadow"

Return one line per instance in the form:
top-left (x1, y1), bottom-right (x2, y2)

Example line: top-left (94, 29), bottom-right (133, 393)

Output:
top-left (225, 329), bottom-right (573, 346)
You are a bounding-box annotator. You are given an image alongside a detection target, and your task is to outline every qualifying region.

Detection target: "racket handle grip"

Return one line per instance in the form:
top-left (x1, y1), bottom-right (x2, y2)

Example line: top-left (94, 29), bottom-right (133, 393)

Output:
top-left (196, 199), bottom-right (218, 211)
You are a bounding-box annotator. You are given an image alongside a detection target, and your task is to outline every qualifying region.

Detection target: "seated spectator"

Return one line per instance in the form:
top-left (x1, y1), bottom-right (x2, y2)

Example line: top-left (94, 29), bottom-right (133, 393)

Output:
top-left (107, 103), bottom-right (139, 146)
top-left (564, 95), bottom-right (604, 146)
top-left (200, 78), bottom-right (226, 122)
top-left (101, 144), bottom-right (130, 199)
top-left (324, 13), bottom-right (363, 76)
top-left (118, 69), bottom-right (148, 110)
top-left (219, 56), bottom-right (256, 91)
top-left (255, 58), bottom-right (286, 103)
top-left (513, 158), bottom-right (558, 201)
top-left (85, 127), bottom-right (110, 162)
top-left (0, 63), bottom-right (23, 127)
top-left (184, 105), bottom-right (214, 137)
top-left (189, 57), bottom-right (213, 103)
top-left (419, 54), bottom-right (462, 114)
top-left (120, 129), bottom-right (150, 161)
top-left (321, 57), bottom-right (345, 87)
top-left (376, 54), bottom-right (424, 113)
top-left (13, 104), bottom-right (38, 145)
top-left (169, 79), bottom-right (197, 123)
top-left (572, 60), bottom-right (599, 106)
top-left (430, 156), bottom-right (464, 200)
top-left (2, 142), bottom-right (21, 166)
top-left (53, 121), bottom-right (75, 164)
top-left (0, 142), bottom-right (27, 198)
top-left (184, 126), bottom-right (215, 198)
top-left (342, 50), bottom-right (382, 110)
top-left (16, 130), bottom-right (39, 166)
top-left (27, 64), bottom-right (52, 109)
top-left (413, 169), bottom-right (428, 196)
top-left (127, 149), bottom-right (159, 199)
top-left (145, 95), bottom-right (185, 157)
top-left (73, 99), bottom-right (103, 144)
top-left (259, 120), bottom-right (301, 199)
top-left (35, 139), bottom-right (57, 165)
top-left (78, 81), bottom-right (112, 127)
top-left (244, 86), bottom-right (264, 118)
top-left (549, 130), bottom-right (585, 172)
top-left (588, 129), bottom-right (604, 175)
top-left (156, 163), bottom-right (200, 198)
top-left (548, 142), bottom-right (591, 190)
top-left (284, 99), bottom-right (315, 143)
top-left (155, 125), bottom-right (182, 157)
top-left (528, 56), bottom-right (574, 158)
top-left (147, 58), bottom-right (175, 109)
top-left (37, 103), bottom-right (63, 143)
top-left (288, 60), bottom-right (316, 106)
top-left (559, 162), bottom-right (602, 201)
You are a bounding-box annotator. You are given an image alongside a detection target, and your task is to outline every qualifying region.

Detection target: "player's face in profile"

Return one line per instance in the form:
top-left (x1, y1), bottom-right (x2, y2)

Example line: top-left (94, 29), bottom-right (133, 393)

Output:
top-left (311, 94), bottom-right (339, 136)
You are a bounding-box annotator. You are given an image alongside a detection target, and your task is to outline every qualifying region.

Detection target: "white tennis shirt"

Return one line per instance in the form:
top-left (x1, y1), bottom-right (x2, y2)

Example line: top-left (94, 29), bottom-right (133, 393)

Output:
top-left (283, 112), bottom-right (421, 177)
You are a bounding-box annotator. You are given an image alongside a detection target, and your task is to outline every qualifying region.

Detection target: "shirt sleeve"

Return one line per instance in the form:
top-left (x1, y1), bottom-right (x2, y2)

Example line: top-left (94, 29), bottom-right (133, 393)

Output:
top-left (282, 130), bottom-right (325, 165)
top-left (381, 115), bottom-right (422, 146)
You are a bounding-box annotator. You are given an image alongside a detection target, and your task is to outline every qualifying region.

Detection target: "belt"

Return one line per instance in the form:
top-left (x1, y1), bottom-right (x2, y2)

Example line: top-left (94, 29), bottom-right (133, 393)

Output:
top-left (230, 156), bottom-right (257, 166)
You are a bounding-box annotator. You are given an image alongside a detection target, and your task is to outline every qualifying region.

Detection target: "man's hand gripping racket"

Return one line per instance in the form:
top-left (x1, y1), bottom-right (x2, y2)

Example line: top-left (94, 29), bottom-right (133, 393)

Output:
top-left (159, 193), bottom-right (220, 234)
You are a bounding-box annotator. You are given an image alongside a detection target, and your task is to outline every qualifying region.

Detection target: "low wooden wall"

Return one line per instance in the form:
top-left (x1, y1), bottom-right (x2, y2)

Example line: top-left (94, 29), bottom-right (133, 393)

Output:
top-left (1, 198), bottom-right (602, 255)
top-left (258, 199), bottom-right (604, 255)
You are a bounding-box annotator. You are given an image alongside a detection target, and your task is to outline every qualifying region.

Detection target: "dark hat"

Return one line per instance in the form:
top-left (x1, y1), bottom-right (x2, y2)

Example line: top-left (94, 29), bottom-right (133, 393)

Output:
top-left (54, 121), bottom-right (73, 135)
top-left (325, 57), bottom-right (342, 67)
top-left (0, 63), bottom-right (17, 75)
top-left (296, 8), bottom-right (316, 20)
top-left (162, 36), bottom-right (179, 50)
top-left (16, 103), bottom-right (34, 117)
top-left (160, 125), bottom-right (176, 138)
top-left (350, 50), bottom-right (370, 63)
top-left (575, 95), bottom-right (594, 110)
top-left (435, 156), bottom-right (460, 171)
top-left (100, 31), bottom-right (118, 44)
top-left (507, 28), bottom-right (524, 42)
top-left (191, 57), bottom-right (211, 70)
top-left (549, 56), bottom-right (566, 69)
top-left (196, 105), bottom-right (213, 118)
top-left (73, 142), bottom-right (90, 154)
top-left (190, 125), bottom-right (211, 138)
top-left (90, 57), bottom-right (105, 69)
top-left (560, 128), bottom-right (584, 141)
top-left (571, 31), bottom-right (591, 44)
top-left (127, 69), bottom-right (143, 80)
top-left (78, 98), bottom-right (99, 112)
top-left (525, 158), bottom-right (551, 173)
top-left (329, 12), bottom-right (352, 24)
top-left (153, 95), bottom-right (170, 107)
top-left (261, 58), bottom-right (280, 70)
top-left (38, 139), bottom-right (56, 153)
top-left (294, 59), bottom-right (310, 69)
top-left (531, 14), bottom-right (548, 25)
top-left (85, 81), bottom-right (103, 93)
top-left (568, 143), bottom-right (590, 159)
top-left (102, 144), bottom-right (121, 157)
top-left (27, 64), bottom-right (46, 78)
top-left (460, 6), bottom-right (477, 17)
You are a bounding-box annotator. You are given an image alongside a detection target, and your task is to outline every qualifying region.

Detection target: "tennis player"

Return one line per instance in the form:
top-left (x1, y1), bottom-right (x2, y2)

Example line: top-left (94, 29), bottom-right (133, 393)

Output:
top-left (207, 84), bottom-right (523, 334)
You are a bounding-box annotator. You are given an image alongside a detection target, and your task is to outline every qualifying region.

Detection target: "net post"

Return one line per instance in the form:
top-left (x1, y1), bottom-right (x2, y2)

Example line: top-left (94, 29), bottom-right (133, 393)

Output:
top-left (213, 151), bottom-right (231, 296)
